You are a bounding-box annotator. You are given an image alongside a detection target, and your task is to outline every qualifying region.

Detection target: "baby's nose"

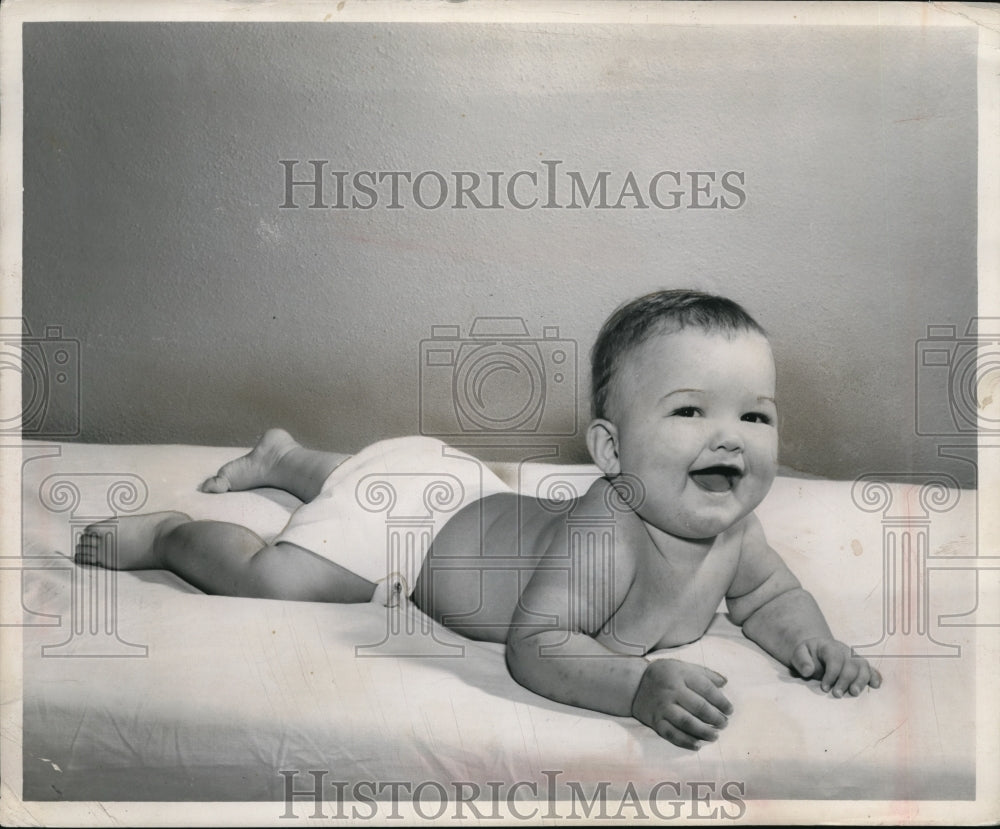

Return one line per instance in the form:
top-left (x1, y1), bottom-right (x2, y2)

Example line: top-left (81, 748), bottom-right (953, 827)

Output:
top-left (710, 425), bottom-right (744, 452)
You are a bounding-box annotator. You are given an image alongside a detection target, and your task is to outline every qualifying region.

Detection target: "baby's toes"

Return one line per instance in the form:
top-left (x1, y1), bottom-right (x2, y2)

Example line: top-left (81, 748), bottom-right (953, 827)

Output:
top-left (199, 474), bottom-right (231, 494)
top-left (74, 531), bottom-right (103, 565)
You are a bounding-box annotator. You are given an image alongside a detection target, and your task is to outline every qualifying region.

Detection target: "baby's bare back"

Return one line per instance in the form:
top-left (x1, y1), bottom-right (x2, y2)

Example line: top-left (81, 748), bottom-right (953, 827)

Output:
top-left (413, 480), bottom-right (743, 649)
top-left (412, 492), bottom-right (563, 642)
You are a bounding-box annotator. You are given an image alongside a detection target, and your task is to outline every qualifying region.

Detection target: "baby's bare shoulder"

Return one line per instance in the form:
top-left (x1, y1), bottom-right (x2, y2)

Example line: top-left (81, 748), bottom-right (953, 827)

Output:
top-left (535, 478), bottom-right (646, 569)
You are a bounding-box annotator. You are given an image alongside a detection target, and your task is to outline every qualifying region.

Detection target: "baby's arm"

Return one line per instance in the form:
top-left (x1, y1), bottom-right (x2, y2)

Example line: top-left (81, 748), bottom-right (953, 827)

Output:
top-left (726, 514), bottom-right (881, 697)
top-left (505, 520), bottom-right (731, 749)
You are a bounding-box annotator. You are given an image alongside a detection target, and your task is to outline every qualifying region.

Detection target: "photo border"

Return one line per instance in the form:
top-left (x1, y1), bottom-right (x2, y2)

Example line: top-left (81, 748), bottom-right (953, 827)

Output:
top-left (2, 0), bottom-right (997, 824)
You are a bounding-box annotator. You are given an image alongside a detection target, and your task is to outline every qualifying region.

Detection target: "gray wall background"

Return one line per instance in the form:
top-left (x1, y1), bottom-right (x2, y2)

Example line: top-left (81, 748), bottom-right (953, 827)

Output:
top-left (22, 22), bottom-right (979, 483)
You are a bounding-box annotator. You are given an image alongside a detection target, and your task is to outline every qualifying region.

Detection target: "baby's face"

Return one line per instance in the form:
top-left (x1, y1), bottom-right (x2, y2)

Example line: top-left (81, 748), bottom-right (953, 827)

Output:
top-left (609, 327), bottom-right (778, 540)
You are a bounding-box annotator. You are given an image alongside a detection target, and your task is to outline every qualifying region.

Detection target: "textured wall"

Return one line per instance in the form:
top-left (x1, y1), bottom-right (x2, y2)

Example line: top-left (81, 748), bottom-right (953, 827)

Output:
top-left (22, 22), bottom-right (978, 483)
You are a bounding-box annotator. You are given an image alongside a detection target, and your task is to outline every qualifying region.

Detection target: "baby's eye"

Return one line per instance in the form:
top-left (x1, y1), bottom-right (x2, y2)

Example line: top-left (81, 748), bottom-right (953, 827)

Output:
top-left (741, 412), bottom-right (773, 425)
top-left (671, 406), bottom-right (702, 418)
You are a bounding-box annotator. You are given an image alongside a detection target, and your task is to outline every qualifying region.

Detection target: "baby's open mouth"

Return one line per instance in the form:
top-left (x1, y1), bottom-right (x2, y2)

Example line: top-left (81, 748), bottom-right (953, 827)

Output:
top-left (690, 465), bottom-right (742, 493)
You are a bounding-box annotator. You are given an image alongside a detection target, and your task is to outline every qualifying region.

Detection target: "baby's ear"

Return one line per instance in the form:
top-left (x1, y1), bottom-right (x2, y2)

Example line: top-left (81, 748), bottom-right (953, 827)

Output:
top-left (586, 419), bottom-right (621, 476)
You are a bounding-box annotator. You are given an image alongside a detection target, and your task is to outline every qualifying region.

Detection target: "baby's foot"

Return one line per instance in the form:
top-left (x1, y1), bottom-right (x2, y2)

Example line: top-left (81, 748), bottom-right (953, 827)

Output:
top-left (200, 428), bottom-right (299, 493)
top-left (74, 511), bottom-right (189, 570)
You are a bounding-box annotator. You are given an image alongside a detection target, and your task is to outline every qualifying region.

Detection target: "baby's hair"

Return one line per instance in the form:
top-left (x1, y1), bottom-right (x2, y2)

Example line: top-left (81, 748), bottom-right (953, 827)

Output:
top-left (590, 289), bottom-right (767, 421)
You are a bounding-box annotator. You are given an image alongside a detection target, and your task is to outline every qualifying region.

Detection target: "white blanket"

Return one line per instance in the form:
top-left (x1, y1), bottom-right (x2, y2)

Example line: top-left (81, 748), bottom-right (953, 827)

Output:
top-left (14, 442), bottom-right (980, 806)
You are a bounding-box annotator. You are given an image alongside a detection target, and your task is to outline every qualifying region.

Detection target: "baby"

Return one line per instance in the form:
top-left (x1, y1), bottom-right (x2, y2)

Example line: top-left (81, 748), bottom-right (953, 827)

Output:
top-left (76, 289), bottom-right (880, 750)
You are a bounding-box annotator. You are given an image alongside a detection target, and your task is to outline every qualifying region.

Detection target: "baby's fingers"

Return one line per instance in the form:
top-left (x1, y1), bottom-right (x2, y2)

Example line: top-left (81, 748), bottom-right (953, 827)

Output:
top-left (831, 661), bottom-right (860, 698)
top-left (820, 649), bottom-right (845, 693)
top-left (791, 642), bottom-right (817, 678)
top-left (677, 688), bottom-right (729, 729)
top-left (686, 674), bottom-right (734, 717)
top-left (662, 704), bottom-right (719, 745)
top-left (655, 719), bottom-right (704, 751)
top-left (848, 664), bottom-right (883, 696)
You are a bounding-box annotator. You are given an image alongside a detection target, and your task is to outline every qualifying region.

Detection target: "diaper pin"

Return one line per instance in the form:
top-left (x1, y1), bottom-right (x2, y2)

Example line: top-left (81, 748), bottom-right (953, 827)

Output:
top-left (371, 572), bottom-right (409, 608)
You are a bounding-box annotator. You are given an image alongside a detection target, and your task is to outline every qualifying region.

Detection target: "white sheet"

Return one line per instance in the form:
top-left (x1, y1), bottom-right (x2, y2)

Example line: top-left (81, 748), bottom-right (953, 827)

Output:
top-left (16, 442), bottom-right (978, 803)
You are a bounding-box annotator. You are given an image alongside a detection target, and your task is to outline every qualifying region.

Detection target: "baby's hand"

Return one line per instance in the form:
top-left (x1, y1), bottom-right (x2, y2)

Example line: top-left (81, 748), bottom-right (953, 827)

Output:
top-left (791, 637), bottom-right (882, 697)
top-left (630, 659), bottom-right (733, 750)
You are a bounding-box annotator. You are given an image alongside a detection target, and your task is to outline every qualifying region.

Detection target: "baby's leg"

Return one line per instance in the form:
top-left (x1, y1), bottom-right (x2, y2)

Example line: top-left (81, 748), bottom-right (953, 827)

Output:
top-left (200, 428), bottom-right (350, 503)
top-left (75, 513), bottom-right (375, 602)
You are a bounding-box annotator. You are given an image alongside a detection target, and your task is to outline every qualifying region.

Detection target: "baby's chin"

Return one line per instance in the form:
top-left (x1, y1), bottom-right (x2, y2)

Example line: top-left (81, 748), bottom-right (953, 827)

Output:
top-left (651, 498), bottom-right (762, 541)
top-left (672, 517), bottom-right (744, 542)
top-left (639, 509), bottom-right (744, 542)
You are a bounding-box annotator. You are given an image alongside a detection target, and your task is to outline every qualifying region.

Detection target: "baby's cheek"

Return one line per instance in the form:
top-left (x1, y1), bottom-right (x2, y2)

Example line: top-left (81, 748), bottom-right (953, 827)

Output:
top-left (757, 435), bottom-right (779, 469)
